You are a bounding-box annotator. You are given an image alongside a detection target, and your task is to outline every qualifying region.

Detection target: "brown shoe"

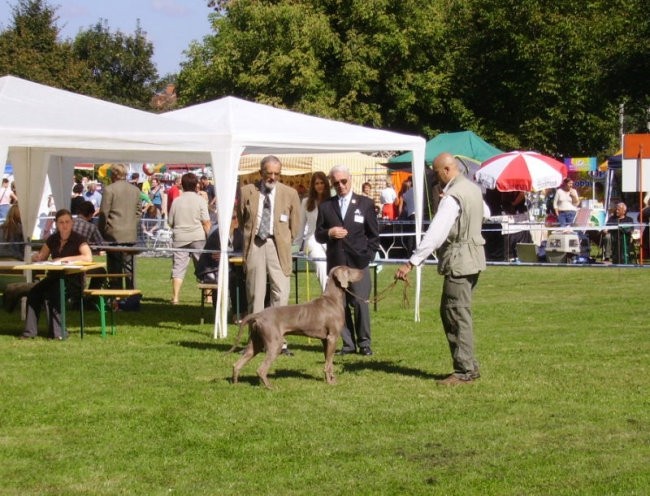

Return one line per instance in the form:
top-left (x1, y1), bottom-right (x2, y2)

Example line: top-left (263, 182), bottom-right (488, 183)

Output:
top-left (436, 374), bottom-right (474, 386)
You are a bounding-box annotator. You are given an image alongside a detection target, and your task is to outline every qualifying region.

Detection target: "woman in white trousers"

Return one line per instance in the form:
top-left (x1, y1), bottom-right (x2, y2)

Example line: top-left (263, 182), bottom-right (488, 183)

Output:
top-left (296, 171), bottom-right (331, 291)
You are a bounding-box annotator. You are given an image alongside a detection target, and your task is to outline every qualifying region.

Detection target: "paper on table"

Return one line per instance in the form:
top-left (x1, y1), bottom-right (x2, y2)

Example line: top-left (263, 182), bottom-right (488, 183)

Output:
top-left (41, 260), bottom-right (95, 265)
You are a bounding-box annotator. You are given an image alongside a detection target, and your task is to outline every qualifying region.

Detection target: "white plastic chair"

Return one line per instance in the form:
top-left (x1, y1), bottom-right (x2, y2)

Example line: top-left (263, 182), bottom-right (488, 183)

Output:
top-left (151, 229), bottom-right (173, 257)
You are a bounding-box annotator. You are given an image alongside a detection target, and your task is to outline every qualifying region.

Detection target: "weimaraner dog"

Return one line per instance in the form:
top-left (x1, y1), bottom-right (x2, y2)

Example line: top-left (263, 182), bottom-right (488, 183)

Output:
top-left (231, 265), bottom-right (363, 388)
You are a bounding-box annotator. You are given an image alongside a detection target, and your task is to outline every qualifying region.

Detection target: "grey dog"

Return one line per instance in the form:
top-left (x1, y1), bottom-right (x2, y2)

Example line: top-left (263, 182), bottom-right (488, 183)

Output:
top-left (230, 265), bottom-right (363, 388)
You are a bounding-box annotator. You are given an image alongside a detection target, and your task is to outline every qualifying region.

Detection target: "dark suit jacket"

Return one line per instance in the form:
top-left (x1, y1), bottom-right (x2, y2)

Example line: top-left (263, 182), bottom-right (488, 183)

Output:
top-left (315, 193), bottom-right (379, 270)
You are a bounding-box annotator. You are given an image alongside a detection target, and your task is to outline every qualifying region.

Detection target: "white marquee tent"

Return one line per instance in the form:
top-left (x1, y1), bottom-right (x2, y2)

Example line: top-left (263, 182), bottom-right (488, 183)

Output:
top-left (0, 75), bottom-right (217, 244)
top-left (164, 97), bottom-right (425, 338)
top-left (0, 76), bottom-right (425, 338)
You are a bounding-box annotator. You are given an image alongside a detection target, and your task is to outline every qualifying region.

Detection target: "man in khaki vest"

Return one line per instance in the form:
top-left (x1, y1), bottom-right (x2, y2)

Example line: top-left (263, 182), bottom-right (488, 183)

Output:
top-left (396, 152), bottom-right (487, 385)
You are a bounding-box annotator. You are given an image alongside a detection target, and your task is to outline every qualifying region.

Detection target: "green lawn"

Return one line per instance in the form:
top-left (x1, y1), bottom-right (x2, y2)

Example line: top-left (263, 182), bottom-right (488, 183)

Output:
top-left (0, 259), bottom-right (648, 495)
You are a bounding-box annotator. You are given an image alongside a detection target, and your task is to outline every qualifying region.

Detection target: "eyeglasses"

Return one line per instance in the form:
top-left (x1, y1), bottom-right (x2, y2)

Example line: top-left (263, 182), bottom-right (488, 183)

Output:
top-left (332, 179), bottom-right (348, 187)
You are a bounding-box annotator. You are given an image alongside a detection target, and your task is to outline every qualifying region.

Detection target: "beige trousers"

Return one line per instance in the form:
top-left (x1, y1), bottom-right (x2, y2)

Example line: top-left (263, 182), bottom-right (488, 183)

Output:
top-left (245, 237), bottom-right (290, 314)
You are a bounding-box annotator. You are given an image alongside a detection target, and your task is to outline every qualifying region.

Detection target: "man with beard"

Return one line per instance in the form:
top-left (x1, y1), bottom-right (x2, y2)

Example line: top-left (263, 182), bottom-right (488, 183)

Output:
top-left (237, 156), bottom-right (300, 355)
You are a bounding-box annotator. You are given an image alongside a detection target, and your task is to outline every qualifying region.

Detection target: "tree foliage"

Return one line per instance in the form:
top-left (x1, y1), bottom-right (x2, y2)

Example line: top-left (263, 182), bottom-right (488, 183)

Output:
top-left (0, 0), bottom-right (160, 109)
top-left (190, 0), bottom-right (648, 157)
top-left (72, 20), bottom-right (159, 109)
top-left (1, 0), bottom-right (646, 156)
top-left (0, 0), bottom-right (92, 92)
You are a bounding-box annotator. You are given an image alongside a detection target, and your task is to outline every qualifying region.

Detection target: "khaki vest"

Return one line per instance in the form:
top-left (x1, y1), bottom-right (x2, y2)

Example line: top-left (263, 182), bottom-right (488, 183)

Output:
top-left (437, 175), bottom-right (487, 277)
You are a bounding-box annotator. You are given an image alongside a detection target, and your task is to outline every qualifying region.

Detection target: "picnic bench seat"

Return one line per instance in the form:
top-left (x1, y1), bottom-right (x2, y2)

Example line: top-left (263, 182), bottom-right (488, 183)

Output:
top-left (197, 282), bottom-right (218, 324)
top-left (82, 288), bottom-right (142, 338)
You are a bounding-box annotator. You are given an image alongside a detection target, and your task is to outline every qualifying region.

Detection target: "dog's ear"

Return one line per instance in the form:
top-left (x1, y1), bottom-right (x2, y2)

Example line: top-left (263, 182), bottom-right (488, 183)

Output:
top-left (335, 266), bottom-right (350, 288)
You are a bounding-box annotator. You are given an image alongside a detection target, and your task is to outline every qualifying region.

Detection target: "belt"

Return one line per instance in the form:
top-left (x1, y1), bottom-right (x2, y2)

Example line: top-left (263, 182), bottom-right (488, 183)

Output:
top-left (255, 235), bottom-right (274, 243)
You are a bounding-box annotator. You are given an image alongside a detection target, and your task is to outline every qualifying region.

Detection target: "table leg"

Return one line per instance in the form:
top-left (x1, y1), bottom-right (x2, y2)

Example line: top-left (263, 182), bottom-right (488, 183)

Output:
top-left (130, 254), bottom-right (137, 288)
top-left (98, 296), bottom-right (107, 338)
top-left (200, 289), bottom-right (206, 325)
top-left (59, 278), bottom-right (67, 339)
top-left (110, 303), bottom-right (116, 335)
top-left (80, 294), bottom-right (85, 339)
top-left (236, 287), bottom-right (240, 323)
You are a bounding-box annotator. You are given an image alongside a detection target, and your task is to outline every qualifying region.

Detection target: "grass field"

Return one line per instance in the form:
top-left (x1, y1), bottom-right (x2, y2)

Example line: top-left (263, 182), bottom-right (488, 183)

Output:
top-left (0, 258), bottom-right (648, 495)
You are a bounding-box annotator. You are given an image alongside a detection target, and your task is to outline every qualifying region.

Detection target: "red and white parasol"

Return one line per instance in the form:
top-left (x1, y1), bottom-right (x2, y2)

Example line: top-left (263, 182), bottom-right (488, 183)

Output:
top-left (475, 151), bottom-right (567, 192)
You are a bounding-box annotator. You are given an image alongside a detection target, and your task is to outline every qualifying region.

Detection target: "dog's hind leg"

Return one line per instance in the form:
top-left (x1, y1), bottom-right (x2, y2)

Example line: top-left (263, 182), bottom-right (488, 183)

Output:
top-left (257, 340), bottom-right (282, 389)
top-left (232, 329), bottom-right (263, 384)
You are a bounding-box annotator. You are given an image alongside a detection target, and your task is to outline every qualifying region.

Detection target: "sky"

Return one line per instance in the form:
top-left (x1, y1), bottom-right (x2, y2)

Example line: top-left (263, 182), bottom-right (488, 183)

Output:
top-left (0, 0), bottom-right (214, 75)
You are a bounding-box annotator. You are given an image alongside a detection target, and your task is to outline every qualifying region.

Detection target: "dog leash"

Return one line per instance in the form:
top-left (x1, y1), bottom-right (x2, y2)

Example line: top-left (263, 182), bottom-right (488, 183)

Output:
top-left (344, 277), bottom-right (410, 308)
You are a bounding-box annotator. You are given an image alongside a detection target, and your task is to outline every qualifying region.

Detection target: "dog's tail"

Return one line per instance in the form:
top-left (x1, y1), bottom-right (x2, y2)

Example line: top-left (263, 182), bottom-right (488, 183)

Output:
top-left (227, 313), bottom-right (256, 353)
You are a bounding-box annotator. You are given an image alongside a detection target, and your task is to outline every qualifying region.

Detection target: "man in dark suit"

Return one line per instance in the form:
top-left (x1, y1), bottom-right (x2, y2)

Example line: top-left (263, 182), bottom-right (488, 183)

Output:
top-left (98, 163), bottom-right (142, 289)
top-left (315, 165), bottom-right (379, 356)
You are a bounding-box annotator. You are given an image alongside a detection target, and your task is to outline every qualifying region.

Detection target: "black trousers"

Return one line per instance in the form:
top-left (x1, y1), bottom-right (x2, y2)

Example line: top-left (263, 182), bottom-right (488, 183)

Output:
top-left (341, 266), bottom-right (372, 351)
top-left (23, 276), bottom-right (72, 339)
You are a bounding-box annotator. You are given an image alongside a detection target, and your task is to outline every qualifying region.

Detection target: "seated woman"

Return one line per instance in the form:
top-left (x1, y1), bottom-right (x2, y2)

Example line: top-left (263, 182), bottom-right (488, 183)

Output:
top-left (0, 204), bottom-right (24, 260)
top-left (0, 204), bottom-right (26, 311)
top-left (20, 209), bottom-right (92, 340)
top-left (141, 203), bottom-right (162, 239)
top-left (195, 216), bottom-right (247, 319)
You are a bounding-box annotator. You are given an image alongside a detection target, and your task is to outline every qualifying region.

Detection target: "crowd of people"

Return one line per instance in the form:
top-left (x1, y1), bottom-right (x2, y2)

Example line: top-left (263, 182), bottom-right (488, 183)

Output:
top-left (1, 165), bottom-right (223, 338)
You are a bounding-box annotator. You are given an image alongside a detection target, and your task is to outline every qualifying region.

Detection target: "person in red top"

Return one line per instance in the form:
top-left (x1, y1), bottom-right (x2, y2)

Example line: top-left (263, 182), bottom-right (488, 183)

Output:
top-left (166, 176), bottom-right (182, 215)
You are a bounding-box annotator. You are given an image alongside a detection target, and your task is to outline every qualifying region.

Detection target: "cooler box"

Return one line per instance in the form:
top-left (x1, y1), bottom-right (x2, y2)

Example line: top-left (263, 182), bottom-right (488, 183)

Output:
top-left (546, 232), bottom-right (581, 263)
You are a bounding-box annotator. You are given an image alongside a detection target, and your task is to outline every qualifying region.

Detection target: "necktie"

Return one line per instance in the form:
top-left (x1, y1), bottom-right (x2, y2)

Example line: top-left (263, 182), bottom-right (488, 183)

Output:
top-left (340, 196), bottom-right (348, 218)
top-left (257, 193), bottom-right (271, 240)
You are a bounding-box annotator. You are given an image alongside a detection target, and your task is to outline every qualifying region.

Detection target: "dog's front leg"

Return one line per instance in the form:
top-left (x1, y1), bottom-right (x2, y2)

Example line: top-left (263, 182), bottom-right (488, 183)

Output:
top-left (323, 335), bottom-right (338, 385)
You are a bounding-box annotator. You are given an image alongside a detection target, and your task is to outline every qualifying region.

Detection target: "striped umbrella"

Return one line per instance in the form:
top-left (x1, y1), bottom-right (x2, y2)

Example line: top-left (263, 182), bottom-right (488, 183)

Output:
top-left (475, 151), bottom-right (567, 192)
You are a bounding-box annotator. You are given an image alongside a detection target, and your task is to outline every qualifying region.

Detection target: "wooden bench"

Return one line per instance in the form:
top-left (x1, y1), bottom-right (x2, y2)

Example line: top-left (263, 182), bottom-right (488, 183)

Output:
top-left (197, 283), bottom-right (218, 324)
top-left (82, 288), bottom-right (142, 338)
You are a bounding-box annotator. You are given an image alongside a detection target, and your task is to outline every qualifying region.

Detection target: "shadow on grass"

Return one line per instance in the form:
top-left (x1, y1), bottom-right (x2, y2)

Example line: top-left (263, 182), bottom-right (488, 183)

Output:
top-left (341, 359), bottom-right (440, 380)
top-left (224, 368), bottom-right (322, 387)
top-left (176, 340), bottom-right (234, 352)
top-left (0, 321), bottom-right (21, 336)
top-left (176, 337), bottom-right (444, 381)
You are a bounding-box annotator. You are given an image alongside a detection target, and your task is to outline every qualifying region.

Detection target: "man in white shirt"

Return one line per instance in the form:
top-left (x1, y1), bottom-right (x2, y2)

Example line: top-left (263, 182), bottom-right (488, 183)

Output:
top-left (396, 153), bottom-right (488, 386)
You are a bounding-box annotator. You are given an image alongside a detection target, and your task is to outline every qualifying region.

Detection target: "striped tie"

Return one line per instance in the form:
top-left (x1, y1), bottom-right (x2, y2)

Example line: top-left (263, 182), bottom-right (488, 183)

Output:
top-left (257, 193), bottom-right (271, 240)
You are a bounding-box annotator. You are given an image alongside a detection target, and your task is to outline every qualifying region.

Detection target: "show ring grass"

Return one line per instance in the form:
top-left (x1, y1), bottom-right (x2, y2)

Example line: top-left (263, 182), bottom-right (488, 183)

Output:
top-left (0, 258), bottom-right (647, 495)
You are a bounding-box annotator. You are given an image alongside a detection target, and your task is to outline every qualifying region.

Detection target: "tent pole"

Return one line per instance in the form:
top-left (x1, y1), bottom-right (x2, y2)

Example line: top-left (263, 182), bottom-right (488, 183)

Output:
top-left (639, 150), bottom-right (644, 263)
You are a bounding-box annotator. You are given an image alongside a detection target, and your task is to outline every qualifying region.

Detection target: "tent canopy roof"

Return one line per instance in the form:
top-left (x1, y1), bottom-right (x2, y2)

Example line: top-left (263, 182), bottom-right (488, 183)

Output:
top-left (0, 75), bottom-right (215, 162)
top-left (388, 130), bottom-right (502, 167)
top-left (165, 96), bottom-right (424, 155)
top-left (0, 75), bottom-right (218, 250)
